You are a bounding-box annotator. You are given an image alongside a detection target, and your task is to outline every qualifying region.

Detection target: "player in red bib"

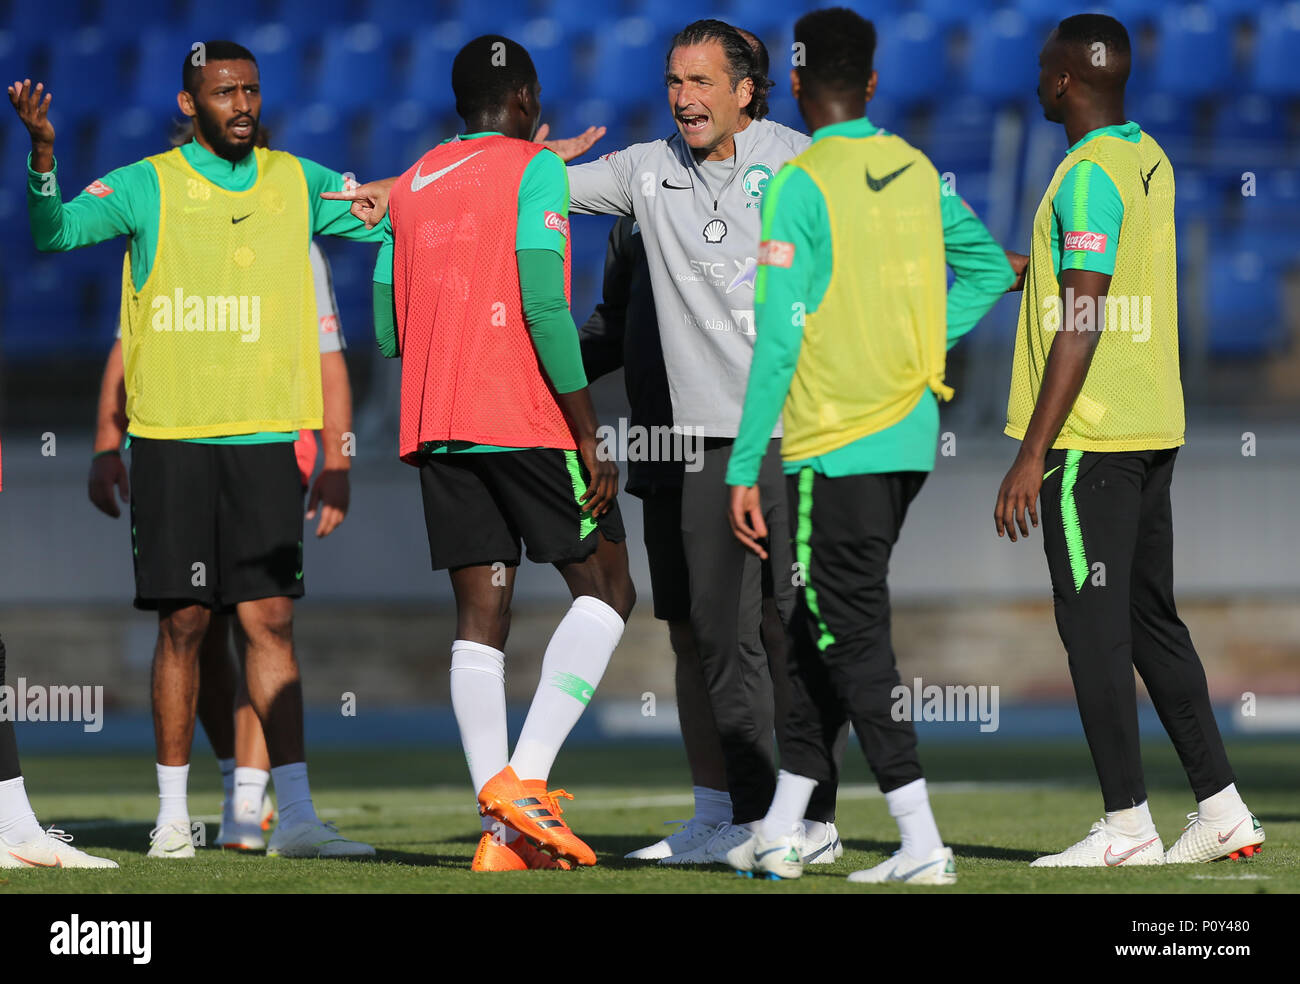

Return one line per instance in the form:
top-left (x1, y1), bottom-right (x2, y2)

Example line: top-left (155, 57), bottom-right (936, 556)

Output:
top-left (370, 35), bottom-right (635, 870)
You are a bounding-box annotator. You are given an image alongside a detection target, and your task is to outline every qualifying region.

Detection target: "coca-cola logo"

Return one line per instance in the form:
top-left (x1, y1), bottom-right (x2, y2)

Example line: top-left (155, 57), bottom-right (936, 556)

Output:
top-left (1063, 231), bottom-right (1107, 253)
top-left (758, 239), bottom-right (795, 268)
top-left (544, 211), bottom-right (569, 238)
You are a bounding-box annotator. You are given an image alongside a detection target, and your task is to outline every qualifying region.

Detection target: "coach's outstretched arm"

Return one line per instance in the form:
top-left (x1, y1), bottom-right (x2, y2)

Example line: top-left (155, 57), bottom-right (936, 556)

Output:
top-left (321, 126), bottom-right (605, 228)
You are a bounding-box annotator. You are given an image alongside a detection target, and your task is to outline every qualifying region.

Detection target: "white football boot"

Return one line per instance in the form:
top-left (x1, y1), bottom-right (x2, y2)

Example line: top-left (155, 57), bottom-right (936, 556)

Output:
top-left (0, 827), bottom-right (118, 869)
top-left (626, 817), bottom-right (723, 860)
top-left (733, 824), bottom-right (804, 880)
top-left (217, 798), bottom-right (265, 852)
top-left (800, 821), bottom-right (843, 865)
top-left (147, 820), bottom-right (197, 859)
top-left (848, 845), bottom-right (958, 884)
top-left (1165, 812), bottom-right (1264, 864)
top-left (267, 818), bottom-right (375, 858)
top-left (1030, 816), bottom-right (1163, 868)
top-left (656, 820), bottom-right (733, 865)
top-left (658, 821), bottom-right (756, 866)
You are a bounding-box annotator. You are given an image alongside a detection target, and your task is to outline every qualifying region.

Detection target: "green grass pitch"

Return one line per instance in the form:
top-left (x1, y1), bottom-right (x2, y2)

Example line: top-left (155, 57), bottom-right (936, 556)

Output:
top-left (3, 738), bottom-right (1296, 894)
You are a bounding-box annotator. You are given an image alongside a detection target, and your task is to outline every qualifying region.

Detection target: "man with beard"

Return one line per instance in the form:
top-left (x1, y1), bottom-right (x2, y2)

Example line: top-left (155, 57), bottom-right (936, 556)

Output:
top-left (9, 40), bottom-right (379, 858)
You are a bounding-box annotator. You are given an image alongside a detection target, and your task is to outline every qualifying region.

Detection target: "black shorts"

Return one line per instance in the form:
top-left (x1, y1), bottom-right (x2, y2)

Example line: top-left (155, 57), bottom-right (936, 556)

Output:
top-left (641, 488), bottom-right (690, 621)
top-left (129, 438), bottom-right (305, 611)
top-left (419, 448), bottom-right (626, 570)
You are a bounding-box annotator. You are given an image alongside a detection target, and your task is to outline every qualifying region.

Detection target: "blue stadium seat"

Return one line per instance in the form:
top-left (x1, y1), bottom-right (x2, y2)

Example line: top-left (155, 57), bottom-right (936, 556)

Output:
top-left (131, 29), bottom-right (195, 114)
top-left (1211, 93), bottom-right (1291, 150)
top-left (42, 27), bottom-right (114, 130)
top-left (1252, 3), bottom-right (1300, 98)
top-left (1205, 247), bottom-right (1284, 356)
top-left (89, 107), bottom-right (175, 180)
top-left (964, 9), bottom-right (1039, 104)
top-left (94, 0), bottom-right (187, 40)
top-left (586, 18), bottom-right (666, 113)
top-left (404, 25), bottom-right (468, 118)
top-left (312, 23), bottom-right (392, 111)
top-left (873, 13), bottom-right (947, 108)
top-left (240, 22), bottom-right (307, 110)
top-left (2, 254), bottom-right (91, 361)
top-left (277, 0), bottom-right (356, 30)
top-left (183, 1), bottom-right (269, 41)
top-left (917, 96), bottom-right (998, 176)
top-left (1152, 5), bottom-right (1235, 100)
top-left (276, 103), bottom-right (348, 169)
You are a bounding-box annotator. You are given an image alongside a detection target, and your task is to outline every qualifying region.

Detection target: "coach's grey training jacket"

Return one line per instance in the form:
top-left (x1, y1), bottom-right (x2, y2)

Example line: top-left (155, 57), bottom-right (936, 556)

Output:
top-left (569, 118), bottom-right (810, 437)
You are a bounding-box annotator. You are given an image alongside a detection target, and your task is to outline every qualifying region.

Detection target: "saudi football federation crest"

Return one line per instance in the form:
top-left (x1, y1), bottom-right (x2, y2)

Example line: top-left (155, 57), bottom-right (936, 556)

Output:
top-left (742, 163), bottom-right (773, 199)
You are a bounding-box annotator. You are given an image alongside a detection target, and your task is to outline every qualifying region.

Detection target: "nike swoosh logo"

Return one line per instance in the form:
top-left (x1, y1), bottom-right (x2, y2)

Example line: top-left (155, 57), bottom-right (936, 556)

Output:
top-left (661, 179), bottom-right (691, 190)
top-left (1218, 818), bottom-right (1248, 844)
top-left (411, 150), bottom-right (485, 192)
top-left (866, 162), bottom-right (914, 192)
top-left (1103, 836), bottom-right (1158, 865)
top-left (232, 212), bottom-right (254, 223)
top-left (9, 851), bottom-right (61, 867)
top-left (889, 858), bottom-right (941, 880)
top-left (801, 841), bottom-right (833, 862)
top-left (1141, 159), bottom-right (1161, 195)
top-left (1042, 464), bottom-right (1063, 481)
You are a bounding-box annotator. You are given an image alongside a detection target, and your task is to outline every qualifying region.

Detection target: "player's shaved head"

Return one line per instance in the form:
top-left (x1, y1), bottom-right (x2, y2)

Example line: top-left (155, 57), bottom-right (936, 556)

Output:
top-left (793, 7), bottom-right (877, 100)
top-left (1038, 14), bottom-right (1130, 124)
top-left (452, 34), bottom-right (539, 131)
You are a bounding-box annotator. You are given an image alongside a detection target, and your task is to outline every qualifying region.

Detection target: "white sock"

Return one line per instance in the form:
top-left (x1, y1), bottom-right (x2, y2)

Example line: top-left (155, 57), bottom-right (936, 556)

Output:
top-left (885, 778), bottom-right (943, 858)
top-left (0, 776), bottom-right (44, 844)
top-left (760, 771), bottom-right (816, 843)
top-left (233, 767), bottom-right (270, 823)
top-left (1105, 800), bottom-right (1155, 838)
top-left (802, 819), bottom-right (829, 842)
top-left (1197, 783), bottom-right (1247, 825)
top-left (693, 786), bottom-right (731, 827)
top-left (271, 762), bottom-right (318, 828)
top-left (510, 596), bottom-right (624, 781)
top-left (218, 757), bottom-right (236, 802)
top-left (155, 763), bottom-right (190, 827)
top-left (450, 640), bottom-right (509, 795)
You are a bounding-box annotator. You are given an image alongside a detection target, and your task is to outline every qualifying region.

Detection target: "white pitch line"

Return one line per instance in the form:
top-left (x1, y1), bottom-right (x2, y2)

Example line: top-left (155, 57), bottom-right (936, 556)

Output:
top-left (52, 780), bottom-right (1064, 828)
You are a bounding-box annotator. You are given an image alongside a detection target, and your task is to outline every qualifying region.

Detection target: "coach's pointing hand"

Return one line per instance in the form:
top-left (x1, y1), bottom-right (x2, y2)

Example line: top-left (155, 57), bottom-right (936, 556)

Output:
top-left (728, 485), bottom-right (769, 560)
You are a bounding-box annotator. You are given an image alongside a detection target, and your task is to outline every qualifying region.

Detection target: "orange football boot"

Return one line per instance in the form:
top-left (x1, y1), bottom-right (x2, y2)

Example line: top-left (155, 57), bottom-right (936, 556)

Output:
top-left (477, 766), bottom-right (597, 867)
top-left (470, 827), bottom-right (573, 871)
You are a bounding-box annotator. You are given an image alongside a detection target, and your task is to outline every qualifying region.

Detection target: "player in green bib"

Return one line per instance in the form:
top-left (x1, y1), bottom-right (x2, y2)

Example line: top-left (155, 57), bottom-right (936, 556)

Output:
top-left (9, 41), bottom-right (379, 860)
top-left (995, 14), bottom-right (1264, 868)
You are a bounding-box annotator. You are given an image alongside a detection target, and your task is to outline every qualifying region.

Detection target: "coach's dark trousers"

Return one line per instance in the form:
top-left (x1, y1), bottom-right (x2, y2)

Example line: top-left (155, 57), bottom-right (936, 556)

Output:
top-left (1039, 447), bottom-right (1234, 811)
top-left (778, 468), bottom-right (928, 794)
top-left (680, 439), bottom-right (843, 824)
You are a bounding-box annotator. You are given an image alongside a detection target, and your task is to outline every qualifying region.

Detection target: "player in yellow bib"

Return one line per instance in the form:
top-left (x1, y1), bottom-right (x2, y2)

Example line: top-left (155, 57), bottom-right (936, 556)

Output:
top-left (10, 40), bottom-right (378, 859)
top-left (995, 14), bottom-right (1264, 868)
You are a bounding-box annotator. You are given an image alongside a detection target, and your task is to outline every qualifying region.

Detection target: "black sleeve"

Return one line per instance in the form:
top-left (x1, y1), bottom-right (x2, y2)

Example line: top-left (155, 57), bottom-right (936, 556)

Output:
top-left (578, 217), bottom-right (636, 382)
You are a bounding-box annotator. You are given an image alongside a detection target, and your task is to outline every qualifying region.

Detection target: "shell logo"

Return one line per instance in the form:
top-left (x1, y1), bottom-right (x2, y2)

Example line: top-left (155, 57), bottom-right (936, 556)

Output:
top-left (702, 219), bottom-right (727, 244)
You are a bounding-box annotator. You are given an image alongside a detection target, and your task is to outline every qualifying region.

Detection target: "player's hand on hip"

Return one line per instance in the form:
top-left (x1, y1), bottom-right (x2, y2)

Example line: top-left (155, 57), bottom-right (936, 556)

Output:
top-left (577, 437), bottom-right (618, 518)
top-left (1005, 251), bottom-right (1029, 291)
top-left (994, 452), bottom-right (1042, 542)
top-left (728, 484), bottom-right (769, 559)
top-left (87, 453), bottom-right (129, 518)
top-left (320, 176), bottom-right (395, 229)
top-left (8, 79), bottom-right (55, 146)
top-left (534, 123), bottom-right (606, 162)
top-left (307, 468), bottom-right (350, 537)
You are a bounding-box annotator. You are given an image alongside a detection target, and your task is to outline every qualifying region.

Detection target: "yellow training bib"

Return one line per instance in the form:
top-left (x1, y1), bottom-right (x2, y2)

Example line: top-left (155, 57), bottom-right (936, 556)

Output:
top-left (120, 147), bottom-right (320, 439)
